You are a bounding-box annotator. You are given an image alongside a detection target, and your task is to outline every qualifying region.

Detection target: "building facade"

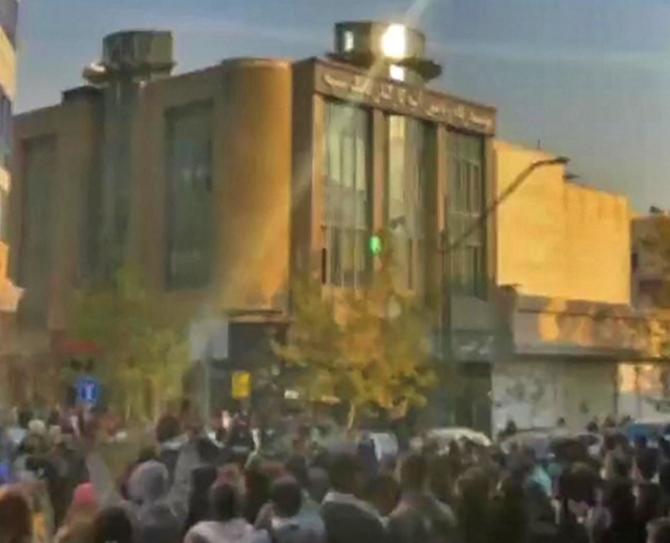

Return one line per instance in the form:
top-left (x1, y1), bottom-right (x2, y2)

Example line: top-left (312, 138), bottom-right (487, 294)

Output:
top-left (0, 0), bottom-right (18, 308)
top-left (492, 141), bottom-right (666, 431)
top-left (0, 0), bottom-right (22, 378)
top-left (9, 24), bottom-right (500, 423)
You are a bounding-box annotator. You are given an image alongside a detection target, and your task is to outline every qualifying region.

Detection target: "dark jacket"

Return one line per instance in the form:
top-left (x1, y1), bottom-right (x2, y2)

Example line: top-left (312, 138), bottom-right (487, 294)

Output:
top-left (320, 493), bottom-right (386, 543)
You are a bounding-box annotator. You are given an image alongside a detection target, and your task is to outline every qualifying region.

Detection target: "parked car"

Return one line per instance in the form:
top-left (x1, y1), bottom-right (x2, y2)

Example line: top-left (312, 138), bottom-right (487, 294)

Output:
top-left (411, 427), bottom-right (492, 453)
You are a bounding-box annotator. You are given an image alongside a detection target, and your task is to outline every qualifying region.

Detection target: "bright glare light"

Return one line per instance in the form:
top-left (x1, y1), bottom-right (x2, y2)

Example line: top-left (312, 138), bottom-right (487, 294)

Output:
top-left (389, 65), bottom-right (405, 82)
top-left (343, 30), bottom-right (355, 52)
top-left (381, 24), bottom-right (407, 60)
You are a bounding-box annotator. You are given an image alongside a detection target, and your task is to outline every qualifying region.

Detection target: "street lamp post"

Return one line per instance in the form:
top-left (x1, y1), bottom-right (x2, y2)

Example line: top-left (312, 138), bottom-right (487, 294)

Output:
top-left (436, 155), bottom-right (569, 422)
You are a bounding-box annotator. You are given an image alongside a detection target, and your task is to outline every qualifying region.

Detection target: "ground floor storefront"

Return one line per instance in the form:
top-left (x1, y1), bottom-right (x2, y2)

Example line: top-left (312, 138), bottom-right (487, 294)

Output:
top-left (491, 359), bottom-right (618, 432)
top-left (491, 360), bottom-right (670, 432)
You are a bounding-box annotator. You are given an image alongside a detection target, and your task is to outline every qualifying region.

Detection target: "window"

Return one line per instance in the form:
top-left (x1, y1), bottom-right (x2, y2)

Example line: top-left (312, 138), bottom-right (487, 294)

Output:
top-left (21, 136), bottom-right (56, 325)
top-left (0, 90), bottom-right (11, 171)
top-left (323, 101), bottom-right (372, 288)
top-left (0, 187), bottom-right (7, 242)
top-left (446, 132), bottom-right (486, 297)
top-left (386, 116), bottom-right (427, 291)
top-left (0, 0), bottom-right (17, 45)
top-left (343, 30), bottom-right (355, 52)
top-left (165, 103), bottom-right (213, 289)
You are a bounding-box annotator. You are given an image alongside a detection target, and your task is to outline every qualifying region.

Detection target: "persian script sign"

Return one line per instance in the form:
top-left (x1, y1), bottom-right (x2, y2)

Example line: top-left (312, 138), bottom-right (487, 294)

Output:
top-left (316, 64), bottom-right (495, 135)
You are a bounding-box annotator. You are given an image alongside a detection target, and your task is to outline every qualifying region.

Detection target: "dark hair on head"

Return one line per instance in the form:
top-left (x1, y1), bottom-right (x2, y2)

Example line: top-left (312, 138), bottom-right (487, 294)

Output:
top-left (429, 454), bottom-right (455, 504)
top-left (612, 456), bottom-right (632, 479)
top-left (286, 455), bottom-right (310, 490)
top-left (271, 476), bottom-right (303, 518)
top-left (401, 453), bottom-right (428, 491)
top-left (156, 414), bottom-right (181, 444)
top-left (93, 506), bottom-right (134, 543)
top-left (558, 462), bottom-right (600, 506)
top-left (210, 482), bottom-right (243, 522)
top-left (196, 436), bottom-right (220, 465)
top-left (604, 478), bottom-right (636, 523)
top-left (637, 450), bottom-right (658, 482)
top-left (0, 489), bottom-right (32, 542)
top-left (659, 462), bottom-right (670, 495)
top-left (364, 473), bottom-right (400, 507)
top-left (649, 519), bottom-right (670, 543)
top-left (328, 453), bottom-right (363, 494)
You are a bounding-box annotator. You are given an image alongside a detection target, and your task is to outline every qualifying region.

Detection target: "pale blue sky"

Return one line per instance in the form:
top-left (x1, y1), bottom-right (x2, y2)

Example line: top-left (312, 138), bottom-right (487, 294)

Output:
top-left (15, 0), bottom-right (670, 210)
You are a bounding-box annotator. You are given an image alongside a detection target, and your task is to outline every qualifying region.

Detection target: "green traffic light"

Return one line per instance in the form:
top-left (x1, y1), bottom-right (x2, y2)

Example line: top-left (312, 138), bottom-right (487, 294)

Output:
top-left (369, 235), bottom-right (382, 256)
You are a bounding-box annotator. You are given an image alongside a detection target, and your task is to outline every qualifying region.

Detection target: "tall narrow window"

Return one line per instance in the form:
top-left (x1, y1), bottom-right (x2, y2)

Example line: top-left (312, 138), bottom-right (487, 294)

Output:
top-left (322, 101), bottom-right (372, 288)
top-left (0, 186), bottom-right (8, 242)
top-left (21, 136), bottom-right (56, 325)
top-left (0, 90), bottom-right (11, 171)
top-left (386, 115), bottom-right (426, 291)
top-left (165, 102), bottom-right (213, 289)
top-left (446, 132), bottom-right (486, 298)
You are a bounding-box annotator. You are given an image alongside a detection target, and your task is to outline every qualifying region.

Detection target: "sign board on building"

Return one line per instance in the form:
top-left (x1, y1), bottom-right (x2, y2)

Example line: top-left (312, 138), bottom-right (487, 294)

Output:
top-left (76, 375), bottom-right (100, 406)
top-left (314, 60), bottom-right (496, 136)
top-left (231, 371), bottom-right (251, 399)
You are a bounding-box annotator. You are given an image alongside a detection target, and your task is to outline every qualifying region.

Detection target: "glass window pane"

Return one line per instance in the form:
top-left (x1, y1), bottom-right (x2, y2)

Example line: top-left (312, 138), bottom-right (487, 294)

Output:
top-left (323, 101), bottom-right (371, 288)
top-left (446, 131), bottom-right (486, 297)
top-left (165, 103), bottom-right (213, 289)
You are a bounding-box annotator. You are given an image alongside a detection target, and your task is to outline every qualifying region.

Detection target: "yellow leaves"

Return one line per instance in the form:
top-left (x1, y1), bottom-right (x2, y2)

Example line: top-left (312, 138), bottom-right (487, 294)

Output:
top-left (72, 265), bottom-right (189, 420)
top-left (276, 232), bottom-right (436, 420)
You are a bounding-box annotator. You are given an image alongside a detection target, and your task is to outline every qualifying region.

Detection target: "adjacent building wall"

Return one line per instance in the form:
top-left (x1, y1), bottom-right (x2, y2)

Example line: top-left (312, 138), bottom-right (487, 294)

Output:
top-left (495, 140), bottom-right (631, 305)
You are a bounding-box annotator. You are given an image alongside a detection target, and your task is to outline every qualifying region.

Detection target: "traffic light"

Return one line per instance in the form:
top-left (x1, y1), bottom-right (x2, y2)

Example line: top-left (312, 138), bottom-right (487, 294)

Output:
top-left (369, 234), bottom-right (382, 256)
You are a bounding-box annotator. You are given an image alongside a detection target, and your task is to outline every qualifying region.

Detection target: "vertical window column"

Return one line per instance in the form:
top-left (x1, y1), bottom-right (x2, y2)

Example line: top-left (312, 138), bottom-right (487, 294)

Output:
top-left (322, 101), bottom-right (372, 288)
top-left (165, 103), bottom-right (213, 289)
top-left (0, 89), bottom-right (11, 171)
top-left (446, 132), bottom-right (486, 298)
top-left (386, 115), bottom-right (426, 292)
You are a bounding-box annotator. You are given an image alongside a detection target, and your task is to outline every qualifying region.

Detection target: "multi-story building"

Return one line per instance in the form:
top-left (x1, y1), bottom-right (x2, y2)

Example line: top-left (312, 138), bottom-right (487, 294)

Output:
top-left (9, 23), bottom-right (499, 426)
top-left (491, 141), bottom-right (670, 430)
top-left (0, 0), bottom-right (22, 371)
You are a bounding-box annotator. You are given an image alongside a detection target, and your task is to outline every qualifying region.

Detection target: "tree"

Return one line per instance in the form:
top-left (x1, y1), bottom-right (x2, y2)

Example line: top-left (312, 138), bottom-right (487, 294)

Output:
top-left (72, 266), bottom-right (189, 421)
top-left (275, 230), bottom-right (436, 428)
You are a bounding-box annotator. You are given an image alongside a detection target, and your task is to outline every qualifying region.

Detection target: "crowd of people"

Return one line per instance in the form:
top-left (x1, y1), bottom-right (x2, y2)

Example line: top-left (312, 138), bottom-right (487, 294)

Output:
top-left (2, 408), bottom-right (670, 543)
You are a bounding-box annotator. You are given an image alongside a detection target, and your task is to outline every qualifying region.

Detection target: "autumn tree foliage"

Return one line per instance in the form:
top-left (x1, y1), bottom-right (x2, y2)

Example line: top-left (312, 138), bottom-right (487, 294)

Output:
top-left (72, 266), bottom-right (189, 421)
top-left (275, 231), bottom-right (436, 427)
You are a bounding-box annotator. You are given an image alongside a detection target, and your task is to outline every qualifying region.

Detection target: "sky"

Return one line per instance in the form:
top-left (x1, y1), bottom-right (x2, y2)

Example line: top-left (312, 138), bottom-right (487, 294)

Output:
top-left (14, 0), bottom-right (670, 211)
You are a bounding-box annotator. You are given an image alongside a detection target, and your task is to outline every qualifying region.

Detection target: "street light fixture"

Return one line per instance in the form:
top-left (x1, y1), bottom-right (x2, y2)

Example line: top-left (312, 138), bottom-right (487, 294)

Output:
top-left (437, 154), bottom-right (570, 360)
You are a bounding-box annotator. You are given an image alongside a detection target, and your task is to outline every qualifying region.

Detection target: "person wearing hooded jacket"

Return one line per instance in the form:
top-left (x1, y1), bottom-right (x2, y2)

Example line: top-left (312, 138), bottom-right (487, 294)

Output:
top-left (85, 425), bottom-right (201, 539)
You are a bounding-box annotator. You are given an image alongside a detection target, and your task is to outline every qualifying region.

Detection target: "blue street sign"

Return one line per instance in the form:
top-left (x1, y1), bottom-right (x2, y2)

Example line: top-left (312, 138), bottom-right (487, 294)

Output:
top-left (76, 375), bottom-right (100, 406)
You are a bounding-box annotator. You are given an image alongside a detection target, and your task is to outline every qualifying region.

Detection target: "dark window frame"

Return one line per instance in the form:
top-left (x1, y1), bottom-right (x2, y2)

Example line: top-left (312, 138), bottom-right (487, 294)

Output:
top-left (164, 101), bottom-right (214, 290)
top-left (445, 131), bottom-right (487, 298)
top-left (322, 99), bottom-right (373, 289)
top-left (385, 114), bottom-right (429, 292)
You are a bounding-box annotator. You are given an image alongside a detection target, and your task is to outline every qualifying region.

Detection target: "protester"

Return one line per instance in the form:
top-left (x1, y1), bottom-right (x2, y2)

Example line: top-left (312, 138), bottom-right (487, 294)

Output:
top-left (91, 506), bottom-right (135, 543)
top-left (251, 476), bottom-right (324, 543)
top-left (320, 453), bottom-right (386, 543)
top-left (0, 487), bottom-right (32, 543)
top-left (184, 482), bottom-right (258, 543)
top-left (387, 453), bottom-right (457, 543)
top-left (53, 483), bottom-right (98, 543)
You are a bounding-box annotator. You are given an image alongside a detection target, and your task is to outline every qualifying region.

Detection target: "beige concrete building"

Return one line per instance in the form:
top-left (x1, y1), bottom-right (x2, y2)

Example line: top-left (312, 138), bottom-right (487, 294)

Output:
top-left (0, 0), bottom-right (23, 369)
top-left (492, 141), bottom-right (641, 431)
top-left (9, 25), bottom-right (500, 424)
top-left (496, 140), bottom-right (631, 304)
